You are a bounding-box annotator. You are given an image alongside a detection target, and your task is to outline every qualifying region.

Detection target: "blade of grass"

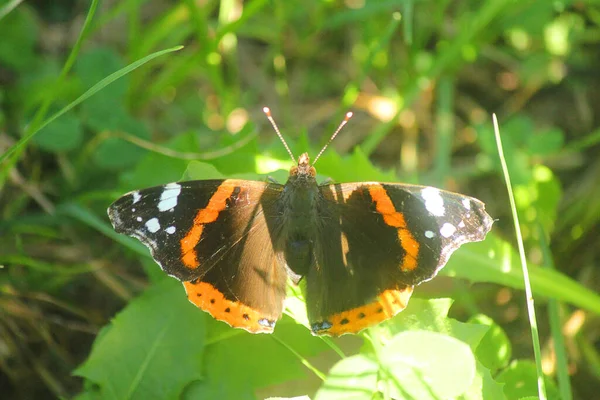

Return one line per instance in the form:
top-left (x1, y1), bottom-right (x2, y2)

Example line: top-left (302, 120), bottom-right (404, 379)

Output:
top-left (0, 0), bottom-right (24, 21)
top-left (0, 45), bottom-right (183, 167)
top-left (401, 0), bottom-right (414, 45)
top-left (493, 113), bottom-right (547, 400)
top-left (538, 223), bottom-right (573, 400)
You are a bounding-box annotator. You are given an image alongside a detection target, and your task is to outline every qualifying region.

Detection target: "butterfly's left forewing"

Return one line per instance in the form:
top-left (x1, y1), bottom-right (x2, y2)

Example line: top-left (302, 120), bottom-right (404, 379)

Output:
top-left (108, 179), bottom-right (289, 333)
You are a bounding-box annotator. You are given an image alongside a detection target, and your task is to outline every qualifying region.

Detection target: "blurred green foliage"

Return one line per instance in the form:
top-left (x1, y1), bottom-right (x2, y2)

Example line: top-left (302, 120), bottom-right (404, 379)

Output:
top-left (1, 0), bottom-right (599, 399)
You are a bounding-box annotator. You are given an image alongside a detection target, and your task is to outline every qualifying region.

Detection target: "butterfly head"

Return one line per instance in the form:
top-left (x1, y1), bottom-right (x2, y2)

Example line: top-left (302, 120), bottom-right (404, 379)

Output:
top-left (290, 152), bottom-right (316, 180)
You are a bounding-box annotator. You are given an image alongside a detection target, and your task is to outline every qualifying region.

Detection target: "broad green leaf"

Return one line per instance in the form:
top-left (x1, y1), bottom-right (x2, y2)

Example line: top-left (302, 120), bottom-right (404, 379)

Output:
top-left (73, 387), bottom-right (102, 400)
top-left (443, 234), bottom-right (600, 315)
top-left (183, 161), bottom-right (226, 181)
top-left (0, 3), bottom-right (37, 71)
top-left (527, 164), bottom-right (561, 235)
top-left (321, 299), bottom-right (503, 400)
top-left (184, 316), bottom-right (328, 399)
top-left (75, 48), bottom-right (128, 98)
top-left (210, 127), bottom-right (259, 175)
top-left (460, 362), bottom-right (506, 400)
top-left (317, 147), bottom-right (398, 183)
top-left (314, 354), bottom-right (378, 400)
top-left (377, 298), bottom-right (488, 347)
top-left (74, 279), bottom-right (205, 400)
top-left (33, 113), bottom-right (83, 152)
top-left (120, 132), bottom-right (199, 190)
top-left (92, 115), bottom-right (150, 170)
top-left (316, 331), bottom-right (476, 399)
top-left (81, 96), bottom-right (131, 132)
top-left (496, 360), bottom-right (560, 400)
top-left (468, 314), bottom-right (511, 373)
top-left (526, 128), bottom-right (564, 156)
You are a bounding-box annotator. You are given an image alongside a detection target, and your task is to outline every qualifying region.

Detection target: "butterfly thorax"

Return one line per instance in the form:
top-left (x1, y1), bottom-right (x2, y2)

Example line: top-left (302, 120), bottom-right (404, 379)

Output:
top-left (280, 153), bottom-right (320, 276)
top-left (284, 153), bottom-right (319, 221)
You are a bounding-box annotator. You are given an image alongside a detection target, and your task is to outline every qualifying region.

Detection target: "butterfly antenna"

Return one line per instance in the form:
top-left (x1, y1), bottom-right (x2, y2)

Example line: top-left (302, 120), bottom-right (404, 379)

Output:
top-left (263, 107), bottom-right (296, 163)
top-left (312, 111), bottom-right (353, 165)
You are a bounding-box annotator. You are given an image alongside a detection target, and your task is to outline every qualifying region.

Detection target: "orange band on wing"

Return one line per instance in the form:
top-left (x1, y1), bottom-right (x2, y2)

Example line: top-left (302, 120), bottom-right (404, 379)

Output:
top-left (184, 280), bottom-right (276, 334)
top-left (180, 183), bottom-right (237, 269)
top-left (313, 286), bottom-right (414, 336)
top-left (368, 185), bottom-right (420, 271)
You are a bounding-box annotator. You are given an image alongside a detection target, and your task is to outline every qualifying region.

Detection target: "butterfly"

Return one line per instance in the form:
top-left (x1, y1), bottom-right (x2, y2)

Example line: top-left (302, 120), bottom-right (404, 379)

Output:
top-left (108, 108), bottom-right (493, 336)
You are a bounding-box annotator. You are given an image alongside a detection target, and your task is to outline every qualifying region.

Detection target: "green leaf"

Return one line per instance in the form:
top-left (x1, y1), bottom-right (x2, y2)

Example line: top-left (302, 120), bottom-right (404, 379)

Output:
top-left (92, 115), bottom-right (150, 170)
top-left (315, 299), bottom-right (503, 399)
top-left (526, 164), bottom-right (561, 235)
top-left (376, 298), bottom-right (487, 345)
top-left (526, 128), bottom-right (564, 156)
top-left (317, 147), bottom-right (398, 183)
top-left (468, 314), bottom-right (511, 373)
top-left (443, 233), bottom-right (600, 315)
top-left (314, 354), bottom-right (378, 400)
top-left (184, 316), bottom-right (329, 398)
top-left (316, 331), bottom-right (476, 399)
top-left (75, 48), bottom-right (128, 99)
top-left (32, 113), bottom-right (83, 152)
top-left (74, 268), bottom-right (328, 399)
top-left (183, 161), bottom-right (226, 181)
top-left (74, 278), bottom-right (205, 400)
top-left (0, 3), bottom-right (38, 71)
top-left (120, 133), bottom-right (199, 190)
top-left (496, 360), bottom-right (560, 400)
top-left (460, 362), bottom-right (506, 400)
top-left (81, 96), bottom-right (130, 132)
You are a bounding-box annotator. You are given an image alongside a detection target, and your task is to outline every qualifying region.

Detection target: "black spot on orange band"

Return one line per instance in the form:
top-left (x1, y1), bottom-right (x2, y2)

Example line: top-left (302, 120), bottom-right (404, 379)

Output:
top-left (183, 280), bottom-right (276, 334)
top-left (368, 185), bottom-right (420, 272)
top-left (311, 286), bottom-right (414, 336)
top-left (179, 182), bottom-right (237, 269)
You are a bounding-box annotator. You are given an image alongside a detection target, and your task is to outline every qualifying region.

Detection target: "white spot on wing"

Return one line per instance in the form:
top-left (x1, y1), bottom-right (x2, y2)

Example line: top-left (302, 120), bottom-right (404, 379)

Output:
top-left (458, 220), bottom-right (466, 228)
top-left (462, 198), bottom-right (471, 210)
top-left (136, 216), bottom-right (142, 222)
top-left (424, 230), bottom-right (435, 238)
top-left (421, 187), bottom-right (445, 216)
top-left (165, 226), bottom-right (176, 234)
top-left (145, 218), bottom-right (160, 233)
top-left (440, 223), bottom-right (456, 238)
top-left (158, 183), bottom-right (181, 212)
top-left (132, 191), bottom-right (141, 204)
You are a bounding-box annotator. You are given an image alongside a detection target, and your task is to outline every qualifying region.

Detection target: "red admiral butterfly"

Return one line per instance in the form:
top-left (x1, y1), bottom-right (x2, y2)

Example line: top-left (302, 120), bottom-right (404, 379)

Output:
top-left (108, 109), bottom-right (493, 336)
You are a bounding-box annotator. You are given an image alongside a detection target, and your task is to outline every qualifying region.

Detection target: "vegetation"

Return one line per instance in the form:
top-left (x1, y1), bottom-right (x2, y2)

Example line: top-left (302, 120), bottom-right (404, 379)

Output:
top-left (1, 0), bottom-right (599, 399)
